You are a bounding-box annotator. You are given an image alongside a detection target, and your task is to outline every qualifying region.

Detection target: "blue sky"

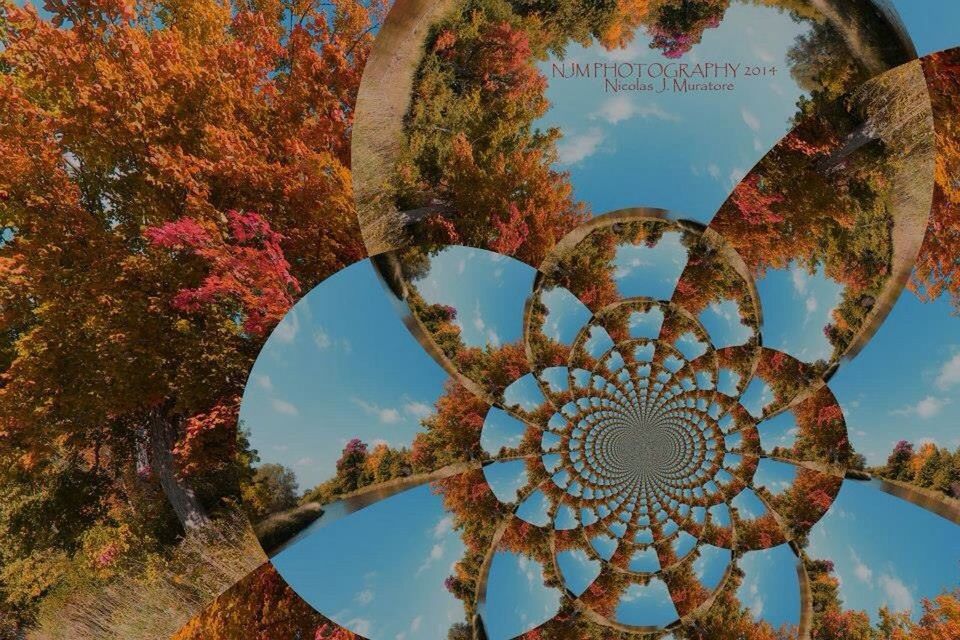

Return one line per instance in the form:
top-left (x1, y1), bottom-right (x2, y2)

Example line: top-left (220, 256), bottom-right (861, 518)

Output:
top-left (807, 479), bottom-right (960, 622)
top-left (272, 484), bottom-right (468, 639)
top-left (539, 286), bottom-right (592, 344)
top-left (830, 291), bottom-right (960, 465)
top-left (889, 0), bottom-right (960, 56)
top-left (536, 1), bottom-right (960, 224)
top-left (556, 548), bottom-right (602, 596)
top-left (698, 299), bottom-right (753, 348)
top-left (613, 231), bottom-right (689, 299)
top-left (737, 544), bottom-right (801, 629)
top-left (414, 247), bottom-right (535, 349)
top-left (757, 264), bottom-right (843, 364)
top-left (481, 551), bottom-right (562, 640)
top-left (536, 1), bottom-right (813, 222)
top-left (240, 260), bottom-right (449, 490)
top-left (615, 579), bottom-right (678, 628)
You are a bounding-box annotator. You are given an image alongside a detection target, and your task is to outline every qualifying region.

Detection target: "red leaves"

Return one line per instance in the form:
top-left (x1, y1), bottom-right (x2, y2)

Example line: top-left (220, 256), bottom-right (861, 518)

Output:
top-left (42, 0), bottom-right (135, 29)
top-left (730, 174), bottom-right (784, 226)
top-left (816, 404), bottom-right (844, 428)
top-left (146, 210), bottom-right (300, 337)
top-left (173, 397), bottom-right (240, 477)
top-left (475, 22), bottom-right (545, 100)
top-left (490, 203), bottom-right (530, 256)
top-left (144, 217), bottom-right (210, 250)
top-left (433, 29), bottom-right (457, 55)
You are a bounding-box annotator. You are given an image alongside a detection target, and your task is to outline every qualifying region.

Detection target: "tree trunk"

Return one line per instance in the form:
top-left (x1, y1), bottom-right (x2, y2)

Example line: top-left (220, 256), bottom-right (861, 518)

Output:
top-left (147, 409), bottom-right (211, 530)
top-left (817, 119), bottom-right (881, 174)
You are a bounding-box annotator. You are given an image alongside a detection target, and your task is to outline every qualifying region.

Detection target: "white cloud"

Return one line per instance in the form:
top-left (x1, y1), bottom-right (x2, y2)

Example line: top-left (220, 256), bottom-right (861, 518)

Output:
top-left (707, 163), bottom-right (721, 179)
top-left (380, 408), bottom-right (401, 423)
top-left (893, 396), bottom-right (948, 420)
top-left (557, 128), bottom-right (604, 164)
top-left (592, 95), bottom-right (681, 124)
top-left (415, 543), bottom-right (445, 576)
top-left (313, 326), bottom-right (332, 349)
top-left (433, 516), bottom-right (454, 539)
top-left (346, 619), bottom-right (372, 637)
top-left (593, 95), bottom-right (635, 124)
top-left (748, 592), bottom-right (764, 619)
top-left (294, 456), bottom-right (313, 467)
top-left (791, 266), bottom-right (809, 294)
top-left (354, 589), bottom-right (374, 605)
top-left (741, 107), bottom-right (761, 132)
top-left (272, 308), bottom-right (299, 343)
top-left (936, 351), bottom-right (960, 390)
top-left (404, 400), bottom-right (433, 419)
top-left (850, 548), bottom-right (873, 585)
top-left (805, 295), bottom-right (818, 315)
top-left (753, 46), bottom-right (776, 63)
top-left (729, 167), bottom-right (747, 188)
top-left (879, 574), bottom-right (914, 612)
top-left (352, 398), bottom-right (402, 424)
top-left (600, 39), bottom-right (650, 62)
top-left (254, 374), bottom-right (273, 391)
top-left (271, 398), bottom-right (299, 416)
top-left (410, 616), bottom-right (422, 633)
top-left (517, 554), bottom-right (540, 586)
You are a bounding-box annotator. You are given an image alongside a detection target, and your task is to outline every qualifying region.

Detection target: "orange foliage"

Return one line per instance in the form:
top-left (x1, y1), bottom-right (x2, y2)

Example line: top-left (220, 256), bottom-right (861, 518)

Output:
top-left (171, 563), bottom-right (352, 640)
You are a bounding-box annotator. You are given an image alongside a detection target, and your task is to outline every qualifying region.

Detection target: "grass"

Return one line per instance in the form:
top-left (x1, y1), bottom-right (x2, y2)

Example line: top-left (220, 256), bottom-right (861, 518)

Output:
top-left (29, 509), bottom-right (266, 640)
top-left (254, 502), bottom-right (324, 556)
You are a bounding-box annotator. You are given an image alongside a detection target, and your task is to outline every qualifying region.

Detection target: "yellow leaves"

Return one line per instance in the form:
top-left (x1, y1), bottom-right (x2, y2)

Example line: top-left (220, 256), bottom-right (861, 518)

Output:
top-left (910, 441), bottom-right (939, 476)
top-left (17, 450), bottom-right (39, 472)
top-left (159, 0), bottom-right (231, 44)
top-left (0, 550), bottom-right (70, 607)
top-left (0, 254), bottom-right (27, 289)
top-left (599, 0), bottom-right (651, 50)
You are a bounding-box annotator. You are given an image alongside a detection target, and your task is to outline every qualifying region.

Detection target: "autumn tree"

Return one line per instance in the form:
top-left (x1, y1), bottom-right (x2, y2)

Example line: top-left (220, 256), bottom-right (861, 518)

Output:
top-left (0, 0), bottom-right (380, 630)
top-left (241, 463), bottom-right (300, 521)
top-left (807, 558), bottom-right (876, 640)
top-left (393, 0), bottom-right (593, 266)
top-left (886, 440), bottom-right (916, 481)
top-left (914, 49), bottom-right (960, 311)
top-left (171, 563), bottom-right (354, 640)
top-left (647, 0), bottom-right (730, 59)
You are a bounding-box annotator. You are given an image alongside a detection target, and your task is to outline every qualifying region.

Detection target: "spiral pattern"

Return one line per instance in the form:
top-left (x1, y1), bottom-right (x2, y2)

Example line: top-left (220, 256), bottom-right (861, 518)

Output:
top-left (236, 1), bottom-right (960, 638)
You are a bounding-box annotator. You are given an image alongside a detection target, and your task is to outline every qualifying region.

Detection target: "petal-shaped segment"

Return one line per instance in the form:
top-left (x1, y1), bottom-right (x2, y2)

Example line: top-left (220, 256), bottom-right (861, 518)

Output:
top-left (708, 62), bottom-right (934, 373)
top-left (614, 579), bottom-right (679, 629)
top-left (377, 246), bottom-right (537, 401)
top-left (271, 484), bottom-right (469, 640)
top-left (556, 548), bottom-right (602, 597)
top-left (807, 479), bottom-right (960, 619)
top-left (483, 459), bottom-right (531, 504)
top-left (480, 551), bottom-right (563, 640)
top-left (737, 545), bottom-right (803, 630)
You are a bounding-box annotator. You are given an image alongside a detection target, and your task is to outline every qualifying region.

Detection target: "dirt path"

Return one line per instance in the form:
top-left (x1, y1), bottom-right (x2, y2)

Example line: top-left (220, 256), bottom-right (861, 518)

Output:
top-left (352, 0), bottom-right (458, 256)
top-left (840, 61), bottom-right (935, 364)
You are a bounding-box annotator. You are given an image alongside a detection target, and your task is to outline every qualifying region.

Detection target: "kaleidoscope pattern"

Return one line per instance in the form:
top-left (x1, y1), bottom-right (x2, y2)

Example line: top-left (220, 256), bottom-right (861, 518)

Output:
top-left (236, 1), bottom-right (960, 639)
